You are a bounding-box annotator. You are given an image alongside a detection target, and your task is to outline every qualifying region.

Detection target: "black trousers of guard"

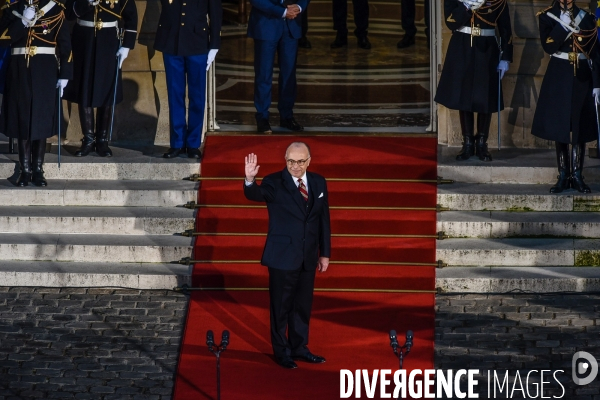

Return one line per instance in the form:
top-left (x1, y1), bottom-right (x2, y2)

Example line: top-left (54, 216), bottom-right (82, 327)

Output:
top-left (268, 266), bottom-right (316, 360)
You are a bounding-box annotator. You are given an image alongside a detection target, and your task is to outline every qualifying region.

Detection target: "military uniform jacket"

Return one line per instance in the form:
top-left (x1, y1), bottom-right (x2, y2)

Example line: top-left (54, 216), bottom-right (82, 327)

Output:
top-left (153, 0), bottom-right (222, 57)
top-left (0, 0), bottom-right (20, 47)
top-left (435, 0), bottom-right (513, 114)
top-left (0, 0), bottom-right (73, 140)
top-left (531, 3), bottom-right (600, 144)
top-left (0, 1), bottom-right (20, 94)
top-left (62, 0), bottom-right (137, 107)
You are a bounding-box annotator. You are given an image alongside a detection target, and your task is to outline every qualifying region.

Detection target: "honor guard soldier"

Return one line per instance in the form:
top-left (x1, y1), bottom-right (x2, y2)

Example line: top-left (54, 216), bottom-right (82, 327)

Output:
top-left (0, 0), bottom-right (20, 94)
top-left (64, 0), bottom-right (137, 157)
top-left (153, 0), bottom-right (222, 159)
top-left (0, 0), bottom-right (72, 186)
top-left (532, 0), bottom-right (600, 193)
top-left (435, 0), bottom-right (513, 161)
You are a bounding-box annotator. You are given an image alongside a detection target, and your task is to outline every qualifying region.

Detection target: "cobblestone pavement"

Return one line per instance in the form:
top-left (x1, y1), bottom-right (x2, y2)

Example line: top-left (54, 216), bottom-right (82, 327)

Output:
top-left (2, 288), bottom-right (599, 399)
top-left (0, 287), bottom-right (187, 400)
top-left (436, 293), bottom-right (600, 399)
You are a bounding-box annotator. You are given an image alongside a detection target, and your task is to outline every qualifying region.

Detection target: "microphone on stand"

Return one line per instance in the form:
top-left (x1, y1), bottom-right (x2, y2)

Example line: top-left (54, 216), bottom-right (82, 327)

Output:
top-left (206, 330), bottom-right (215, 351)
top-left (389, 330), bottom-right (399, 352)
top-left (405, 330), bottom-right (413, 354)
top-left (221, 330), bottom-right (230, 350)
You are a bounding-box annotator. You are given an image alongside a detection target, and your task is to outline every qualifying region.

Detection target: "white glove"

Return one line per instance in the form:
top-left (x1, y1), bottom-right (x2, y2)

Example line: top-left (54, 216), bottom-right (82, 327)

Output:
top-left (593, 88), bottom-right (600, 105)
top-left (497, 60), bottom-right (509, 80)
top-left (116, 47), bottom-right (129, 69)
top-left (57, 79), bottom-right (68, 98)
top-left (559, 11), bottom-right (572, 30)
top-left (206, 49), bottom-right (218, 71)
top-left (22, 6), bottom-right (36, 27)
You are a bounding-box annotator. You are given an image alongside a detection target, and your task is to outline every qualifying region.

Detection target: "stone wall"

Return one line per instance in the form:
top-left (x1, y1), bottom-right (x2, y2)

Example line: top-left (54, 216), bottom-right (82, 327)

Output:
top-left (436, 0), bottom-right (597, 149)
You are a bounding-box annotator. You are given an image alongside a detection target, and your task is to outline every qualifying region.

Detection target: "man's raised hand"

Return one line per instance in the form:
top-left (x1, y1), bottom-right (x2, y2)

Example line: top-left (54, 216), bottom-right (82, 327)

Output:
top-left (245, 153), bottom-right (260, 182)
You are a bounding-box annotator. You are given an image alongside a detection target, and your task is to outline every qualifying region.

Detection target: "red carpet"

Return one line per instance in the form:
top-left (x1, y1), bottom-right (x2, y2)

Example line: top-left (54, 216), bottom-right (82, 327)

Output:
top-left (174, 135), bottom-right (437, 400)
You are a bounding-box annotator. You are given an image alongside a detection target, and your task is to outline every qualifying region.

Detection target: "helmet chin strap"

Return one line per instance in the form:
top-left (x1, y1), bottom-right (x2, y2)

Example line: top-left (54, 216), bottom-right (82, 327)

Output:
top-left (559, 0), bottom-right (573, 13)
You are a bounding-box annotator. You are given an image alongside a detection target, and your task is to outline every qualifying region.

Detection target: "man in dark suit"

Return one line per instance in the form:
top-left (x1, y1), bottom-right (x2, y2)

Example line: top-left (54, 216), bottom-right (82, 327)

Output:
top-left (330, 0), bottom-right (371, 49)
top-left (248, 0), bottom-right (308, 133)
top-left (153, 0), bottom-right (222, 159)
top-left (396, 0), bottom-right (429, 49)
top-left (243, 142), bottom-right (331, 369)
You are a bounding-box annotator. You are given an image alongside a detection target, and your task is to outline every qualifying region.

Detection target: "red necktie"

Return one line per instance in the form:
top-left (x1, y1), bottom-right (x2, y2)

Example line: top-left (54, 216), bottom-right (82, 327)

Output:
top-left (298, 179), bottom-right (308, 202)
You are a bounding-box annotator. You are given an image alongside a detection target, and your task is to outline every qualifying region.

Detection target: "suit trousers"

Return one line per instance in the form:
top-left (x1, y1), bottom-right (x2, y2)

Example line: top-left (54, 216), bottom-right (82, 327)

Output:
top-left (268, 266), bottom-right (316, 359)
top-left (253, 30), bottom-right (298, 121)
top-left (331, 0), bottom-right (369, 37)
top-left (401, 0), bottom-right (429, 39)
top-left (163, 52), bottom-right (208, 149)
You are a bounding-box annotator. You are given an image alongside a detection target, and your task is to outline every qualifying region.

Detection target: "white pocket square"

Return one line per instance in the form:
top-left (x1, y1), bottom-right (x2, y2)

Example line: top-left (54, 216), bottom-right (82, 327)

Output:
top-left (318, 193), bottom-right (324, 198)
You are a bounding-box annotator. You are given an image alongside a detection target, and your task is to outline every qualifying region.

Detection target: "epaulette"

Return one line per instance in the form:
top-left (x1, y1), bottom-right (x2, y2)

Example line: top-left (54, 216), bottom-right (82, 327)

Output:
top-left (54, 0), bottom-right (66, 8)
top-left (536, 5), bottom-right (552, 16)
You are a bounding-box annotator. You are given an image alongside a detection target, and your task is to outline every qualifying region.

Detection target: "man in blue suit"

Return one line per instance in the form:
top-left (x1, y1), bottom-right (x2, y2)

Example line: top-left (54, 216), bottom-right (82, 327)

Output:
top-left (248, 0), bottom-right (308, 133)
top-left (243, 142), bottom-right (331, 369)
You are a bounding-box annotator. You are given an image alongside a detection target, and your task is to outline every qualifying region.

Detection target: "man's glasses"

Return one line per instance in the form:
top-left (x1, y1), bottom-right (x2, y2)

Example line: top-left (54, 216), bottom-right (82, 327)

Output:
top-left (286, 157), bottom-right (311, 167)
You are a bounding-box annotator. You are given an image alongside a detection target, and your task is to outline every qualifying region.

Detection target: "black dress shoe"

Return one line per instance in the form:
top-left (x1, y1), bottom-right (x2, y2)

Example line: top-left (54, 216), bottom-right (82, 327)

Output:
top-left (280, 117), bottom-right (304, 132)
top-left (257, 119), bottom-right (272, 134)
top-left (298, 36), bottom-right (311, 49)
top-left (163, 148), bottom-right (184, 158)
top-left (292, 352), bottom-right (326, 364)
top-left (397, 35), bottom-right (416, 49)
top-left (330, 32), bottom-right (348, 48)
top-left (276, 357), bottom-right (298, 369)
top-left (187, 148), bottom-right (202, 159)
top-left (357, 36), bottom-right (371, 50)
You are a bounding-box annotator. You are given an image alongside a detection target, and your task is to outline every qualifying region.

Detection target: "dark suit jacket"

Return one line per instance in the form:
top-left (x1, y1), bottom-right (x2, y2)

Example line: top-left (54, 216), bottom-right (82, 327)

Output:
top-left (244, 168), bottom-right (331, 271)
top-left (247, 0), bottom-right (308, 40)
top-left (154, 0), bottom-right (222, 56)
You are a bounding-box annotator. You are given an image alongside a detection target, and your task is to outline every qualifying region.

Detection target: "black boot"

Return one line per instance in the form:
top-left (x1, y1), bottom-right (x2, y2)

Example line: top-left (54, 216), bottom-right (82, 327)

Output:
top-left (75, 107), bottom-right (95, 157)
top-left (16, 139), bottom-right (32, 187)
top-left (95, 106), bottom-right (113, 157)
top-left (456, 111), bottom-right (475, 161)
top-left (475, 112), bottom-right (492, 161)
top-left (31, 139), bottom-right (48, 187)
top-left (550, 142), bottom-right (570, 193)
top-left (571, 143), bottom-right (591, 193)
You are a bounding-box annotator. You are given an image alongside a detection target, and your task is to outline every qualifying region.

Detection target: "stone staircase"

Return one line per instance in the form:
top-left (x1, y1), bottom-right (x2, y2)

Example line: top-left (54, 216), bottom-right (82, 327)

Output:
top-left (0, 138), bottom-right (198, 289)
top-left (436, 146), bottom-right (600, 293)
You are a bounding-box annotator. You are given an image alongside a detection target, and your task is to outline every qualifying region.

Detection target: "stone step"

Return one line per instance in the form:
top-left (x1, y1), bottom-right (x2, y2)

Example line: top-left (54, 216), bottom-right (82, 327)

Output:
top-left (0, 206), bottom-right (195, 235)
top-left (0, 233), bottom-right (193, 263)
top-left (436, 238), bottom-right (600, 266)
top-left (436, 266), bottom-right (600, 293)
top-left (438, 211), bottom-right (600, 238)
top-left (437, 146), bottom-right (600, 184)
top-left (438, 183), bottom-right (600, 212)
top-left (0, 179), bottom-right (198, 207)
top-left (0, 261), bottom-right (191, 289)
top-left (0, 144), bottom-right (199, 181)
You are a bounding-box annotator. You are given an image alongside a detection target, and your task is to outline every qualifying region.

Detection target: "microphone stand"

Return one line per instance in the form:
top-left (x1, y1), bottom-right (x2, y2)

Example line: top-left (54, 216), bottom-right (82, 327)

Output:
top-left (389, 330), bottom-right (413, 400)
top-left (206, 330), bottom-right (229, 400)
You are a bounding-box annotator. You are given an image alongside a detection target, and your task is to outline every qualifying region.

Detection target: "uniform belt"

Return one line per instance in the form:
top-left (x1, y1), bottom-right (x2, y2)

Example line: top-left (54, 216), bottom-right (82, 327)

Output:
top-left (77, 19), bottom-right (118, 29)
top-left (12, 46), bottom-right (55, 56)
top-left (456, 26), bottom-right (496, 37)
top-left (552, 51), bottom-right (586, 61)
